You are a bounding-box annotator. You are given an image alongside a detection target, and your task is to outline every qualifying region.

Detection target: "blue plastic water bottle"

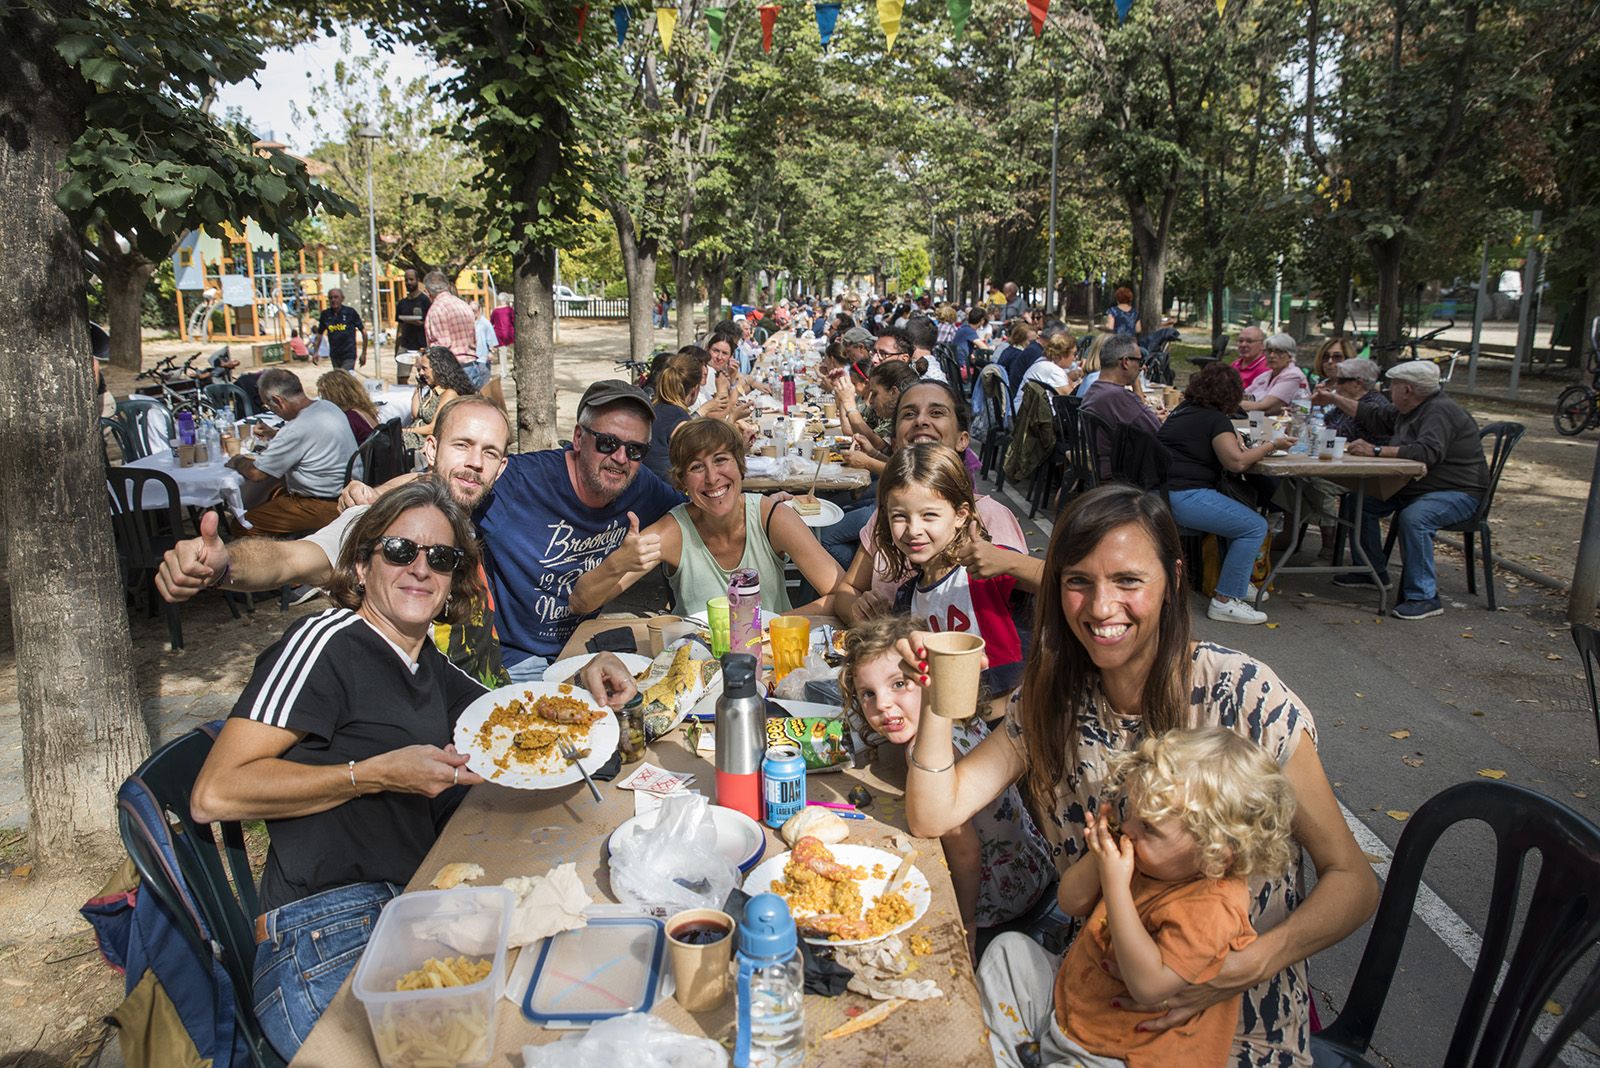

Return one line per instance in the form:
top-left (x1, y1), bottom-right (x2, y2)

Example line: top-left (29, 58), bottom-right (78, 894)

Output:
top-left (735, 893), bottom-right (804, 1068)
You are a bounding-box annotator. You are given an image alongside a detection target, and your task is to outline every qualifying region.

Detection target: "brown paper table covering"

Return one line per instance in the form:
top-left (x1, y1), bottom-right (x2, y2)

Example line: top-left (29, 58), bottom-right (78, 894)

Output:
top-left (290, 618), bottom-right (994, 1067)
top-left (1248, 452), bottom-right (1426, 501)
top-left (742, 466), bottom-right (871, 494)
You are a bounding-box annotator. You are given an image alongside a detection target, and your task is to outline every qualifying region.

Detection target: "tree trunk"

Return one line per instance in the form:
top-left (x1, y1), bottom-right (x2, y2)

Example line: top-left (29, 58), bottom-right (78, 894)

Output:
top-left (1369, 234), bottom-right (1407, 357)
top-left (1130, 212), bottom-right (1168, 332)
top-left (1330, 253), bottom-right (1353, 337)
top-left (605, 198), bottom-right (658, 363)
top-left (673, 254), bottom-right (695, 348)
top-left (704, 256), bottom-right (727, 327)
top-left (101, 247), bottom-right (156, 372)
top-left (0, 3), bottom-right (149, 870)
top-left (1210, 256), bottom-right (1227, 347)
top-left (511, 245), bottom-right (559, 452)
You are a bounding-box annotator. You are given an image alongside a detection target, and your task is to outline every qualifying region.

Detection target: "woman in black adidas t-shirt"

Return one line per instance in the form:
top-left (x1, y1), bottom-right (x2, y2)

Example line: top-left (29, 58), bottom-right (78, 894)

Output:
top-left (191, 479), bottom-right (488, 1060)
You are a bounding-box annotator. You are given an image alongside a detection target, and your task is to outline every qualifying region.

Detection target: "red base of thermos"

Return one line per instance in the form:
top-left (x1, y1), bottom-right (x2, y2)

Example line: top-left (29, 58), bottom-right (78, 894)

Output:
top-left (716, 769), bottom-right (763, 823)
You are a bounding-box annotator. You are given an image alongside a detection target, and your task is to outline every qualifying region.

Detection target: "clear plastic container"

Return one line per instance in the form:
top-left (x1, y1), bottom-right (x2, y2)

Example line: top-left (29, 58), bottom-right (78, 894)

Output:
top-left (352, 887), bottom-right (514, 1068)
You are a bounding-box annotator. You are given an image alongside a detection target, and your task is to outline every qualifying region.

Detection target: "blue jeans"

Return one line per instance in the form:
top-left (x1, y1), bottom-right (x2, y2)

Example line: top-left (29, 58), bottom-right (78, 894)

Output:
top-left (504, 652), bottom-right (550, 683)
top-left (1359, 490), bottom-right (1479, 603)
top-left (1168, 488), bottom-right (1267, 600)
top-left (464, 360), bottom-right (490, 390)
top-left (821, 498), bottom-right (875, 570)
top-left (252, 880), bottom-right (403, 1060)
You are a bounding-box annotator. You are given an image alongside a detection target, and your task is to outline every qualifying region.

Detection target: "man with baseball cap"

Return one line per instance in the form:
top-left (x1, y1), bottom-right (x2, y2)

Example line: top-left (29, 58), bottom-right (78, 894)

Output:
top-left (1318, 359), bottom-right (1488, 619)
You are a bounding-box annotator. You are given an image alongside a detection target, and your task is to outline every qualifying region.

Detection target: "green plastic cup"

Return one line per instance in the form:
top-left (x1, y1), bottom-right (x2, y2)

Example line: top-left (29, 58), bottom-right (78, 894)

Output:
top-left (706, 597), bottom-right (731, 658)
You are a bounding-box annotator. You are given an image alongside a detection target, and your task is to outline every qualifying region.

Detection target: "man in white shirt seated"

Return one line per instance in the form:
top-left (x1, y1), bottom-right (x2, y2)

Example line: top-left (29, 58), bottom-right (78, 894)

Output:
top-left (227, 368), bottom-right (360, 534)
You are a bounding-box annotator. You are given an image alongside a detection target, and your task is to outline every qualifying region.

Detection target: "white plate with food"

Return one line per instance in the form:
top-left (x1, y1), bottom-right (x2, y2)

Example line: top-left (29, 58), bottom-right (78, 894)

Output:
top-left (741, 840), bottom-right (930, 946)
top-left (782, 497), bottom-right (844, 528)
top-left (541, 651), bottom-right (653, 687)
top-left (454, 681), bottom-right (619, 790)
top-left (607, 805), bottom-right (767, 873)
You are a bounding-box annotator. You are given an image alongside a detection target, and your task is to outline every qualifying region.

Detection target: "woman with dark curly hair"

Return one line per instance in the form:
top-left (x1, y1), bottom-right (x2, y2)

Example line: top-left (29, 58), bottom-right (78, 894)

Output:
top-left (1156, 362), bottom-right (1290, 625)
top-left (404, 346), bottom-right (476, 452)
top-left (190, 478), bottom-right (487, 1060)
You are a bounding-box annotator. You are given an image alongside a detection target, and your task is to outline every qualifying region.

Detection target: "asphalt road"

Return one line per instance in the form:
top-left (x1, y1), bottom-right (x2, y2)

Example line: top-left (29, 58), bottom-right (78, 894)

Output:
top-left (991, 479), bottom-right (1600, 1067)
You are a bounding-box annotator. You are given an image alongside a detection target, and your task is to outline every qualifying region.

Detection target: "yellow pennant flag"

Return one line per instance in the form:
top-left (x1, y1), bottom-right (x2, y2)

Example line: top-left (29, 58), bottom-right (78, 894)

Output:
top-left (1215, 0), bottom-right (1226, 14)
top-left (656, 5), bottom-right (678, 51)
top-left (878, 0), bottom-right (904, 49)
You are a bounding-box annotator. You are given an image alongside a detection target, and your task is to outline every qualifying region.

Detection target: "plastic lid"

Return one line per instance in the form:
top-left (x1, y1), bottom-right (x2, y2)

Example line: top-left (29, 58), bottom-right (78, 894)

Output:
top-left (722, 653), bottom-right (758, 697)
top-left (522, 917), bottom-right (665, 1024)
top-left (738, 892), bottom-right (796, 961)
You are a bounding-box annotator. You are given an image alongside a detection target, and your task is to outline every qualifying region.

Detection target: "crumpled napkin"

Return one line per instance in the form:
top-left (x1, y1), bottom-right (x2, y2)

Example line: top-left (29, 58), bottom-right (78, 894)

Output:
top-left (834, 935), bottom-right (943, 1001)
top-left (502, 863), bottom-right (592, 947)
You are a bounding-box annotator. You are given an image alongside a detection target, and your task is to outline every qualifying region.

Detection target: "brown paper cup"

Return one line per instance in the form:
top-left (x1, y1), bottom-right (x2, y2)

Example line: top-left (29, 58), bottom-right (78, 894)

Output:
top-left (922, 631), bottom-right (986, 718)
top-left (666, 908), bottom-right (735, 1012)
top-left (645, 616), bottom-right (682, 658)
top-left (176, 444), bottom-right (196, 468)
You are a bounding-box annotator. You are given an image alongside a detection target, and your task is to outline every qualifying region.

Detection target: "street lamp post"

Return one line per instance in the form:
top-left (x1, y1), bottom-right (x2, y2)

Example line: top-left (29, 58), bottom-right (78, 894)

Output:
top-left (356, 124), bottom-right (383, 379)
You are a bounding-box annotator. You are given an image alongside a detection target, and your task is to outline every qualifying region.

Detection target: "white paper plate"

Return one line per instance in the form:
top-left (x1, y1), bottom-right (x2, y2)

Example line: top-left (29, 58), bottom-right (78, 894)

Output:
top-left (542, 651), bottom-right (654, 686)
top-left (607, 806), bottom-right (767, 873)
top-left (454, 681), bottom-right (619, 790)
top-left (782, 498), bottom-right (844, 528)
top-left (742, 844), bottom-right (931, 946)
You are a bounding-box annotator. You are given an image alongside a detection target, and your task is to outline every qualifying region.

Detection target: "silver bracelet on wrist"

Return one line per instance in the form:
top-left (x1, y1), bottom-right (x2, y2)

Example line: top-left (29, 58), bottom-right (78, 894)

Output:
top-left (348, 760), bottom-right (357, 790)
top-left (907, 748), bottom-right (955, 774)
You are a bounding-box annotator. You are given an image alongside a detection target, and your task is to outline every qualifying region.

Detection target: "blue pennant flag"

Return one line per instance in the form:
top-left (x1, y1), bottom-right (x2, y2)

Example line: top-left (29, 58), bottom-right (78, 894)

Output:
top-left (814, 2), bottom-right (841, 47)
top-left (1114, 0), bottom-right (1132, 22)
top-left (612, 4), bottom-right (631, 45)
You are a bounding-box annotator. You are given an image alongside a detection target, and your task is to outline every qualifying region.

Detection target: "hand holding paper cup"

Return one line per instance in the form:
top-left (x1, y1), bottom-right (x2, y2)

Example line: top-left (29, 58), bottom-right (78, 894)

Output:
top-left (921, 631), bottom-right (986, 718)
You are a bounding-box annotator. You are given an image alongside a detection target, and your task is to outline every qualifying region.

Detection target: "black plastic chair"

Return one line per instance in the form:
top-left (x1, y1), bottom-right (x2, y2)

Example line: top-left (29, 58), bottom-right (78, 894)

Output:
top-left (1574, 623), bottom-right (1600, 756)
top-left (1027, 394), bottom-right (1083, 519)
top-left (203, 381), bottom-right (254, 418)
top-left (1078, 406), bottom-right (1115, 488)
top-left (1312, 780), bottom-right (1600, 1067)
top-left (107, 467), bottom-right (187, 649)
top-left (1109, 422), bottom-right (1172, 503)
top-left (116, 396), bottom-right (175, 456)
top-left (100, 415), bottom-right (142, 464)
top-left (343, 416), bottom-right (409, 487)
top-left (978, 371), bottom-right (1013, 488)
top-left (1381, 421), bottom-right (1525, 610)
top-left (118, 723), bottom-right (285, 1068)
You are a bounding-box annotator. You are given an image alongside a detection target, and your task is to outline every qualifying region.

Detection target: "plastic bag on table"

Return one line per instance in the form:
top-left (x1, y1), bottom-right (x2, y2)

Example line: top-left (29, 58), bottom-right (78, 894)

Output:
top-left (526, 1012), bottom-right (728, 1068)
top-left (608, 791), bottom-right (738, 913)
top-left (770, 652), bottom-right (837, 702)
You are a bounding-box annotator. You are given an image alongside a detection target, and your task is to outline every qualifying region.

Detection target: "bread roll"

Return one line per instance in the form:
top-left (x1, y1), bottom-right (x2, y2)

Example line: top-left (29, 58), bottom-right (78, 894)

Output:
top-left (430, 862), bottom-right (486, 889)
top-left (781, 807), bottom-right (849, 847)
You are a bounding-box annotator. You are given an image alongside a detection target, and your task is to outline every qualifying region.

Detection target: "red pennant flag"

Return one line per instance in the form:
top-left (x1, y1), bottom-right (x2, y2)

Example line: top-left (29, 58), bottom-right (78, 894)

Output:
top-left (759, 3), bottom-right (780, 51)
top-left (1027, 0), bottom-right (1048, 36)
top-left (576, 3), bottom-right (589, 40)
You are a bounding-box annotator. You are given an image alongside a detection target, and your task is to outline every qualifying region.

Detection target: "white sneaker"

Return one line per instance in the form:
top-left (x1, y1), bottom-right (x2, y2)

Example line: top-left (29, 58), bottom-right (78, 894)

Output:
top-left (1246, 584), bottom-right (1269, 603)
top-left (1208, 597), bottom-right (1269, 625)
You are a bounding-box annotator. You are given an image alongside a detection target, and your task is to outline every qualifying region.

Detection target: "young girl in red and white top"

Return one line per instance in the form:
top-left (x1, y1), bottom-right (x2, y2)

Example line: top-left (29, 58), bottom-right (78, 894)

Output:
top-left (837, 442), bottom-right (1026, 719)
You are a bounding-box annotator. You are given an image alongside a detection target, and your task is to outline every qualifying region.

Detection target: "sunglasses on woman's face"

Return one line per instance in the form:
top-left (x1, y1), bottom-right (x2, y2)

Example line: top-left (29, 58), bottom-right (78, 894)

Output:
top-left (578, 424), bottom-right (649, 462)
top-left (375, 536), bottom-right (466, 573)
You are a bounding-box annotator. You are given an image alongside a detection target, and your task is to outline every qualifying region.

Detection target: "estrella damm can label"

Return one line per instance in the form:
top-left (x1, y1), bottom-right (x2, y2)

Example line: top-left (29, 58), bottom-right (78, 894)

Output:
top-left (762, 744), bottom-right (806, 829)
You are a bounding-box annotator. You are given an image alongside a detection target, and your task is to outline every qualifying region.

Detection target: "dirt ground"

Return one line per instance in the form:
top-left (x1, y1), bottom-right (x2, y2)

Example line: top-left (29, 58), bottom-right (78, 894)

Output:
top-left (0, 320), bottom-right (1594, 1066)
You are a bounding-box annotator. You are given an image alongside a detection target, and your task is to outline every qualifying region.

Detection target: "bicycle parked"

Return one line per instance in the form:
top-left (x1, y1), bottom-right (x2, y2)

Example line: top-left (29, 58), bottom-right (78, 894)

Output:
top-left (1554, 317), bottom-right (1600, 436)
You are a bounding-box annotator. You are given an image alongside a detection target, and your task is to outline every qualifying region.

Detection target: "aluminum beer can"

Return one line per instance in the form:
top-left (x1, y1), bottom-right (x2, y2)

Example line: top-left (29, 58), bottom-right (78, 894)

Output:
top-left (762, 745), bottom-right (807, 829)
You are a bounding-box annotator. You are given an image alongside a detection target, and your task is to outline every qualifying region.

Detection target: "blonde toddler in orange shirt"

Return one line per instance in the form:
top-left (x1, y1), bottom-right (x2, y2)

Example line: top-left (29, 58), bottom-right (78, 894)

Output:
top-left (1047, 727), bottom-right (1298, 1068)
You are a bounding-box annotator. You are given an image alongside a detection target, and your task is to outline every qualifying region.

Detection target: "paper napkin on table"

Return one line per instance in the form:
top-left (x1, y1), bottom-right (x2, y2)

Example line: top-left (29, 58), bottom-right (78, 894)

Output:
top-left (501, 863), bottom-right (593, 948)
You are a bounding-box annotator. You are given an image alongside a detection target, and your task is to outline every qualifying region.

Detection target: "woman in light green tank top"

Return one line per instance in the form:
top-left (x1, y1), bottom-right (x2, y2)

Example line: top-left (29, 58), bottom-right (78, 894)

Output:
top-left (570, 418), bottom-right (846, 618)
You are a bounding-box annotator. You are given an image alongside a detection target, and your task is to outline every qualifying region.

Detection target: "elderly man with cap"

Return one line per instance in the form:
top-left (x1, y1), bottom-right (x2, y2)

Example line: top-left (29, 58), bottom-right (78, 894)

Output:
top-left (1238, 332), bottom-right (1308, 416)
top-left (1318, 360), bottom-right (1489, 619)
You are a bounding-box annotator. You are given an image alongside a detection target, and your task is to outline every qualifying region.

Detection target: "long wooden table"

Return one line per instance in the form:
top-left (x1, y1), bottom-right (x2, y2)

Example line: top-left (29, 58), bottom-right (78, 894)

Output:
top-left (1247, 452), bottom-right (1428, 613)
top-left (290, 616), bottom-right (994, 1067)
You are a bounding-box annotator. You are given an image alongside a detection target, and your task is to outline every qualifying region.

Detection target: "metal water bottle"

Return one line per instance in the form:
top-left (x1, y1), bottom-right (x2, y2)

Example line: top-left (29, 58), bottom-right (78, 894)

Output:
top-left (715, 653), bottom-right (765, 823)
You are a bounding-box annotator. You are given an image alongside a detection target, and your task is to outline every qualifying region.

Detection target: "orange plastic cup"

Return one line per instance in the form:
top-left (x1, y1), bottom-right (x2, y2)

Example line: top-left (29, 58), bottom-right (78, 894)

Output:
top-left (769, 616), bottom-right (812, 683)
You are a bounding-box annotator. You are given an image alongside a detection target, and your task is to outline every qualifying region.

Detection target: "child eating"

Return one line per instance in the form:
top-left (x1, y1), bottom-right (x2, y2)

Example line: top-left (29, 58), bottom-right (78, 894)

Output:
top-left (1048, 727), bottom-right (1298, 1067)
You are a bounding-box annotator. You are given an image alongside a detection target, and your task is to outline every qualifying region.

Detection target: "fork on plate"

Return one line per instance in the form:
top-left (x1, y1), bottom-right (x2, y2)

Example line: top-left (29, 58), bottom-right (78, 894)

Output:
top-left (558, 738), bottom-right (603, 803)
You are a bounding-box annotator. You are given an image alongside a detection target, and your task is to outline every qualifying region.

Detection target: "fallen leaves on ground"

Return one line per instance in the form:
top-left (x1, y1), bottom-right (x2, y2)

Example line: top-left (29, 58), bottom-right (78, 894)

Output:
top-left (1264, 622), bottom-right (1280, 629)
top-left (1546, 653), bottom-right (1564, 661)
top-left (1388, 729), bottom-right (1411, 740)
top-left (1362, 851), bottom-right (1386, 865)
top-left (1402, 755), bottom-right (1424, 768)
top-left (1386, 810), bottom-right (1411, 822)
top-left (1477, 769), bottom-right (1508, 780)
top-left (1546, 1000), bottom-right (1563, 1017)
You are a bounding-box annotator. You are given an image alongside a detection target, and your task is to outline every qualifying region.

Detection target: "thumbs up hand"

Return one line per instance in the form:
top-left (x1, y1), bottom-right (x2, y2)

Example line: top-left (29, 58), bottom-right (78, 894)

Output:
top-left (614, 511), bottom-right (662, 574)
top-left (955, 519), bottom-right (1006, 580)
top-left (157, 510), bottom-right (232, 602)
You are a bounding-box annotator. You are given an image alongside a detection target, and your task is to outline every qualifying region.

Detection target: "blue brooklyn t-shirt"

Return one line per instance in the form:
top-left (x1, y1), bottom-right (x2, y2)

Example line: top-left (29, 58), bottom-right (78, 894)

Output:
top-left (476, 448), bottom-right (682, 664)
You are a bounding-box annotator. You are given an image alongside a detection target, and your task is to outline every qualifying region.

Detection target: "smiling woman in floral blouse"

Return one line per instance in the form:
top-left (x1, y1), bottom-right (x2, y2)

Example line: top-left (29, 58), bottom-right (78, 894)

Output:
top-left (903, 485), bottom-right (1378, 1068)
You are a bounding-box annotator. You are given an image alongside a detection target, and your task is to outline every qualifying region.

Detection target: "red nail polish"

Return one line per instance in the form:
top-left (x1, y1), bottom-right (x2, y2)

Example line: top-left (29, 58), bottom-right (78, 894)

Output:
top-left (920, 675), bottom-right (929, 684)
top-left (1100, 960), bottom-right (1109, 972)
top-left (1111, 1000), bottom-right (1123, 1010)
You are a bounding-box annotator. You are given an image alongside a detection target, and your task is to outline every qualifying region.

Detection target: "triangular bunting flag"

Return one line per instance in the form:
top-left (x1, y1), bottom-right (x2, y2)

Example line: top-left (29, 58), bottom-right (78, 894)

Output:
top-left (1115, 0), bottom-right (1132, 22)
top-left (576, 3), bottom-right (589, 40)
top-left (655, 5), bottom-right (677, 51)
top-left (706, 5), bottom-right (726, 50)
top-left (814, 1), bottom-right (841, 47)
top-left (947, 0), bottom-right (970, 38)
top-left (1215, 0), bottom-right (1226, 14)
top-left (877, 0), bottom-right (904, 49)
top-left (612, 4), bottom-right (630, 46)
top-left (759, 3), bottom-right (780, 51)
top-left (1027, 0), bottom-right (1048, 36)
